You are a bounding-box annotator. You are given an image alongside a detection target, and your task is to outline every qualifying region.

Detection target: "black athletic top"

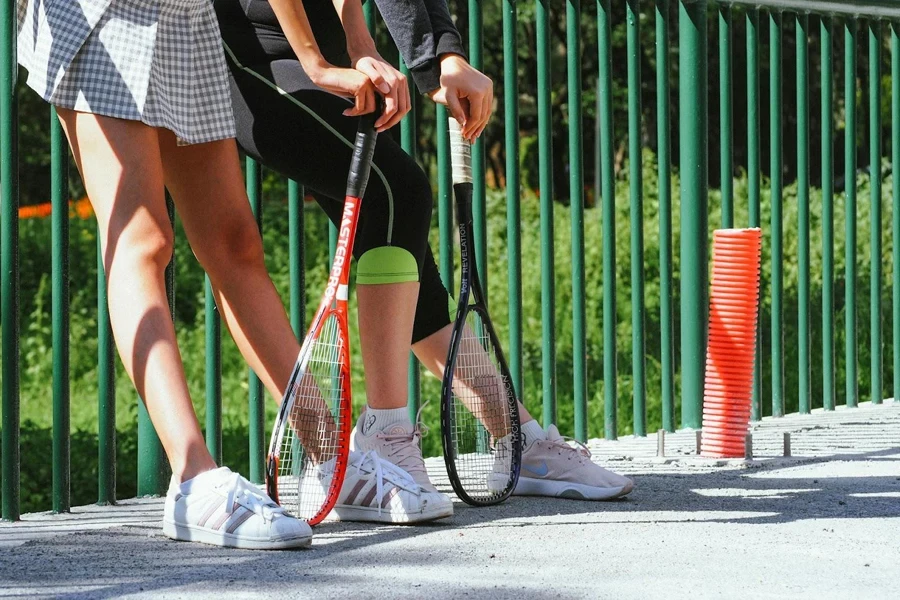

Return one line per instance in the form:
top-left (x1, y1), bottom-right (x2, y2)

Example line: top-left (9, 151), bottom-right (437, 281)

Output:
top-left (216, 0), bottom-right (467, 94)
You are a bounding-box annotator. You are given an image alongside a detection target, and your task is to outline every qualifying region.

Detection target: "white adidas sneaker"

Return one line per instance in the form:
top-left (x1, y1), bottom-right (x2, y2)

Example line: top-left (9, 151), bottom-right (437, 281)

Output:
top-left (163, 467), bottom-right (312, 549)
top-left (326, 450), bottom-right (454, 524)
top-left (351, 413), bottom-right (440, 493)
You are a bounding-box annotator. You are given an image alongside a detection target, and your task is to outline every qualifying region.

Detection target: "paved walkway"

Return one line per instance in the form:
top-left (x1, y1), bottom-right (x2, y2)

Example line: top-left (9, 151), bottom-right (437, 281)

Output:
top-left (2, 402), bottom-right (898, 599)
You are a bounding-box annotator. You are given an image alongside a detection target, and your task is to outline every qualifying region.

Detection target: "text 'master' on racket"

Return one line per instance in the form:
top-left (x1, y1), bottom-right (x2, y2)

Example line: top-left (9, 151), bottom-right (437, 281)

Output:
top-left (266, 101), bottom-right (381, 525)
top-left (440, 117), bottom-right (522, 506)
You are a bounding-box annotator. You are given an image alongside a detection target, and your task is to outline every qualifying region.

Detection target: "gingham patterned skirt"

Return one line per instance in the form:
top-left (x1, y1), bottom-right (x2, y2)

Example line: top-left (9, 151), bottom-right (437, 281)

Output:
top-left (17, 0), bottom-right (236, 145)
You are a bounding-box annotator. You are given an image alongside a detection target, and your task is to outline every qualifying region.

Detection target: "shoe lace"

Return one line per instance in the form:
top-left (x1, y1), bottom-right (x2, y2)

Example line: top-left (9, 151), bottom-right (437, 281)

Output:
top-left (221, 473), bottom-right (284, 523)
top-left (375, 401), bottom-right (430, 477)
top-left (545, 433), bottom-right (592, 462)
top-left (353, 450), bottom-right (421, 515)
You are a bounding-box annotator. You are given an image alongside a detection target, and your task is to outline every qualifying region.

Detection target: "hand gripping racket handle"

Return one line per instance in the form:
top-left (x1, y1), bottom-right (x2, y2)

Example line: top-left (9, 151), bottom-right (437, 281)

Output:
top-left (448, 117), bottom-right (473, 185)
top-left (345, 96), bottom-right (384, 199)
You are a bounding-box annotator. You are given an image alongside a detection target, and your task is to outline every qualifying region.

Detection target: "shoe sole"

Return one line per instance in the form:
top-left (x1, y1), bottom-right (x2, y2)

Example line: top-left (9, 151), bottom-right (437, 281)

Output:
top-left (511, 476), bottom-right (634, 500)
top-left (163, 520), bottom-right (312, 550)
top-left (327, 502), bottom-right (454, 524)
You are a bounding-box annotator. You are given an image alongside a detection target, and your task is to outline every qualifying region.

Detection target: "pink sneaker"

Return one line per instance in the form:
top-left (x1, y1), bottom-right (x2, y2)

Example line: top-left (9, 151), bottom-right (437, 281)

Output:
top-left (514, 425), bottom-right (634, 500)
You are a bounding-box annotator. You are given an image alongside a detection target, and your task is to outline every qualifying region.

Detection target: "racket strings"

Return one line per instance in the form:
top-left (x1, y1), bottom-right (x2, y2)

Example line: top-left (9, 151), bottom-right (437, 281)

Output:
top-left (277, 313), bottom-right (347, 519)
top-left (450, 310), bottom-right (514, 500)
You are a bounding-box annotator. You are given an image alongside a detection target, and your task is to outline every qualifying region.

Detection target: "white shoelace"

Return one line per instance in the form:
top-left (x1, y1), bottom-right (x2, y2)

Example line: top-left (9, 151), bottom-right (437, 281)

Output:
top-left (375, 401), bottom-right (430, 477)
top-left (221, 473), bottom-right (285, 522)
top-left (545, 431), bottom-right (592, 461)
top-left (352, 450), bottom-right (421, 515)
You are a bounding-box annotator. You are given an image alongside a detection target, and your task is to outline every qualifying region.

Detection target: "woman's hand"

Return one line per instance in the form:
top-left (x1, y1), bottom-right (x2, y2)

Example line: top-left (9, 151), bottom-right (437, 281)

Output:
top-left (428, 54), bottom-right (493, 142)
top-left (307, 62), bottom-right (378, 117)
top-left (352, 55), bottom-right (410, 131)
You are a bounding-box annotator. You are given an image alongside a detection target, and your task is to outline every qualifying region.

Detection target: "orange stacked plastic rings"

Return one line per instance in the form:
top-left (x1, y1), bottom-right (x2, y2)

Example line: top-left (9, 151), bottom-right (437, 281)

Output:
top-left (701, 228), bottom-right (763, 458)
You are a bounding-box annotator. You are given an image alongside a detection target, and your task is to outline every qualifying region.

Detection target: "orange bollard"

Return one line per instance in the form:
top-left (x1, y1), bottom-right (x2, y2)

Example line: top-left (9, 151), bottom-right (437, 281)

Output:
top-left (701, 228), bottom-right (762, 458)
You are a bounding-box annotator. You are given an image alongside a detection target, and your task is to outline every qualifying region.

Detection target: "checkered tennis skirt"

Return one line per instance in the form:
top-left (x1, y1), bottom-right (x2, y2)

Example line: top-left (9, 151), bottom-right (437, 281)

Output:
top-left (17, 0), bottom-right (236, 145)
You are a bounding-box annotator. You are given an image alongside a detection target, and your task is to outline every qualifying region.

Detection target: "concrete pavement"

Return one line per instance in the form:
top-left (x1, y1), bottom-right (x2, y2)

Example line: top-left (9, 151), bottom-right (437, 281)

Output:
top-left (2, 401), bottom-right (898, 599)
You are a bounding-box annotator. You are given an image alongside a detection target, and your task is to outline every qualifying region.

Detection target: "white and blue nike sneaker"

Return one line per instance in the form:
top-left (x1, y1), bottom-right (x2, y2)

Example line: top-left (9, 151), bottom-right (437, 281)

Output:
top-left (512, 424), bottom-right (634, 500)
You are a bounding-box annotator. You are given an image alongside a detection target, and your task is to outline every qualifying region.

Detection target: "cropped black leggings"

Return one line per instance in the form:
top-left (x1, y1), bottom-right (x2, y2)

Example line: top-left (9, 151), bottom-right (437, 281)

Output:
top-left (215, 0), bottom-right (452, 343)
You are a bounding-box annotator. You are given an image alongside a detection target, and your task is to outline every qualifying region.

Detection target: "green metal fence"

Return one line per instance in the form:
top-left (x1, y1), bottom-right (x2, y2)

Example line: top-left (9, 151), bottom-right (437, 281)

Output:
top-left (2, 0), bottom-right (900, 520)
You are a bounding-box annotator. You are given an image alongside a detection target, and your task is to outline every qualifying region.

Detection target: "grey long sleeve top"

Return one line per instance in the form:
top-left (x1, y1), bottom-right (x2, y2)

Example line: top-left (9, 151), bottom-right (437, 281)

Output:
top-left (369, 0), bottom-right (467, 94)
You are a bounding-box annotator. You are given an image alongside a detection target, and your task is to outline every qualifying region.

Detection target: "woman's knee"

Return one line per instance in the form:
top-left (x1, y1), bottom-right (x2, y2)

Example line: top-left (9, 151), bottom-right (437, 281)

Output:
top-left (193, 213), bottom-right (266, 276)
top-left (106, 218), bottom-right (175, 276)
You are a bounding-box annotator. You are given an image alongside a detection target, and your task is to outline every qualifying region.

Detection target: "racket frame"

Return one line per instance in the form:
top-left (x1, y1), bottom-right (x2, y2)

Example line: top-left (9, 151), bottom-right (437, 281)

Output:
top-left (266, 110), bottom-right (379, 525)
top-left (440, 120), bottom-right (522, 506)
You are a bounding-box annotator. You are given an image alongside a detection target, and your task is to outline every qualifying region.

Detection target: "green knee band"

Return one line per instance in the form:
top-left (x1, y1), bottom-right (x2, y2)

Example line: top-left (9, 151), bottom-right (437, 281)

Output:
top-left (356, 247), bottom-right (419, 285)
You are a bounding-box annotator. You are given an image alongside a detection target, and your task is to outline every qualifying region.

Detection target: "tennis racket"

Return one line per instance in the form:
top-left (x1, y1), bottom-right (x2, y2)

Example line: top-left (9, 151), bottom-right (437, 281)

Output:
top-left (440, 118), bottom-right (522, 506)
top-left (266, 103), bottom-right (380, 525)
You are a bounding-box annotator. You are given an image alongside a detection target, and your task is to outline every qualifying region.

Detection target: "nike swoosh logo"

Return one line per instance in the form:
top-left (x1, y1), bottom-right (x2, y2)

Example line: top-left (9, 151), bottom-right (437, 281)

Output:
top-left (522, 461), bottom-right (549, 477)
top-left (361, 414), bottom-right (376, 436)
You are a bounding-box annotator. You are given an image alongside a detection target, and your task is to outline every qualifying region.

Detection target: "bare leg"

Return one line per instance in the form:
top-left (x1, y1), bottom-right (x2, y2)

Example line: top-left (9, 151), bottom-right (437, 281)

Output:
top-left (412, 323), bottom-right (537, 433)
top-left (356, 282), bottom-right (420, 409)
top-left (57, 109), bottom-right (215, 482)
top-left (156, 130), bottom-right (333, 454)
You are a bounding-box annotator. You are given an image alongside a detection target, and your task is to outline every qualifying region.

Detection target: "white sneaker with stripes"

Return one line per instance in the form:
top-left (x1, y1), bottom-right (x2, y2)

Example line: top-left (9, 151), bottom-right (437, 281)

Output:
top-left (163, 467), bottom-right (312, 549)
top-left (326, 450), bottom-right (454, 524)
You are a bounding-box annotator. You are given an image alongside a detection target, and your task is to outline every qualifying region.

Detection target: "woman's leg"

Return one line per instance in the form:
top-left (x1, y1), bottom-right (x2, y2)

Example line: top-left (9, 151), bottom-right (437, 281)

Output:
top-left (57, 109), bottom-right (216, 482)
top-left (156, 130), bottom-right (300, 398)
top-left (356, 283), bottom-right (420, 406)
top-left (226, 71), bottom-right (431, 413)
top-left (157, 130), bottom-right (338, 456)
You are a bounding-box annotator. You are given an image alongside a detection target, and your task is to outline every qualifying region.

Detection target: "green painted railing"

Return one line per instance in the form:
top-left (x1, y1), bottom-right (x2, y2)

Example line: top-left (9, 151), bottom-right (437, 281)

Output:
top-left (3, 0), bottom-right (900, 519)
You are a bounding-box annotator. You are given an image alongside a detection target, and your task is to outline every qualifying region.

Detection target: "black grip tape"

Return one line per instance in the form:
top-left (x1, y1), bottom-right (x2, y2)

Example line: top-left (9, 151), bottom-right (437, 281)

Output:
top-left (345, 96), bottom-right (383, 199)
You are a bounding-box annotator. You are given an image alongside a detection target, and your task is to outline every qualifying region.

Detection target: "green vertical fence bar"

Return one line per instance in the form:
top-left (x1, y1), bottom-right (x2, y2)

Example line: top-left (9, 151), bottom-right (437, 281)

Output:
top-left (893, 23), bottom-right (900, 406)
top-left (747, 8), bottom-right (763, 421)
top-left (329, 219), bottom-right (337, 265)
top-left (822, 16), bottom-right (835, 411)
top-left (568, 0), bottom-right (587, 441)
top-left (598, 0), bottom-right (617, 439)
top-left (138, 198), bottom-right (174, 496)
top-left (247, 157), bottom-right (265, 483)
top-left (679, 0), bottom-right (708, 430)
top-left (537, 0), bottom-right (556, 426)
top-left (289, 179), bottom-right (306, 338)
top-left (1, 0), bottom-right (20, 521)
top-left (398, 59), bottom-right (421, 421)
top-left (797, 13), bottom-right (811, 414)
top-left (870, 20), bottom-right (883, 405)
top-left (770, 11), bottom-right (784, 418)
top-left (363, 0), bottom-right (375, 33)
top-left (437, 104), bottom-right (453, 291)
top-left (469, 0), bottom-right (488, 296)
top-left (656, 0), bottom-right (674, 433)
top-left (845, 18), bottom-right (858, 409)
top-left (719, 5), bottom-right (734, 228)
top-left (503, 0), bottom-right (523, 398)
top-left (51, 109), bottom-right (70, 512)
top-left (204, 277), bottom-right (222, 464)
top-left (627, 0), bottom-right (645, 437)
top-left (97, 231), bottom-right (116, 505)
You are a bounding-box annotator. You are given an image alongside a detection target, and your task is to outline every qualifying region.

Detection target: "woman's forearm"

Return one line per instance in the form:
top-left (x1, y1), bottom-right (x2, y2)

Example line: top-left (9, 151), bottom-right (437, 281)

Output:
top-left (330, 0), bottom-right (378, 61)
top-left (268, 0), bottom-right (331, 74)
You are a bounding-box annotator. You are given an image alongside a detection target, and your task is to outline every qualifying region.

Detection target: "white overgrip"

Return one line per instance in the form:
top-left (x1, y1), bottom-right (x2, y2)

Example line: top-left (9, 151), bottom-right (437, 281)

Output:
top-left (449, 117), bottom-right (473, 185)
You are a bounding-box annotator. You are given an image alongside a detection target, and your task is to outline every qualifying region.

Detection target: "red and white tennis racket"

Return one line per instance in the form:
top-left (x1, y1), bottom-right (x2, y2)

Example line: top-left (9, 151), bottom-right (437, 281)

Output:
top-left (266, 105), bottom-right (380, 525)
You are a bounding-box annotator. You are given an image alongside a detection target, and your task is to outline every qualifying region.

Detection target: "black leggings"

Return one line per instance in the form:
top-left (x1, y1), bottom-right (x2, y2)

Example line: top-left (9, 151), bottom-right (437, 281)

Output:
top-left (214, 0), bottom-right (452, 343)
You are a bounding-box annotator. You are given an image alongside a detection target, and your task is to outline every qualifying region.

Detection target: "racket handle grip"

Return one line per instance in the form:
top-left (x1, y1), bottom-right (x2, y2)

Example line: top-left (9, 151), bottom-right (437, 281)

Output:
top-left (449, 117), bottom-right (473, 185)
top-left (346, 96), bottom-right (383, 199)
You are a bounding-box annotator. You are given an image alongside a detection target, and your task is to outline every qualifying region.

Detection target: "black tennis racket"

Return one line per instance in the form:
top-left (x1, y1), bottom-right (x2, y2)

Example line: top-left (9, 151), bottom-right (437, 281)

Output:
top-left (266, 101), bottom-right (380, 524)
top-left (439, 118), bottom-right (522, 506)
